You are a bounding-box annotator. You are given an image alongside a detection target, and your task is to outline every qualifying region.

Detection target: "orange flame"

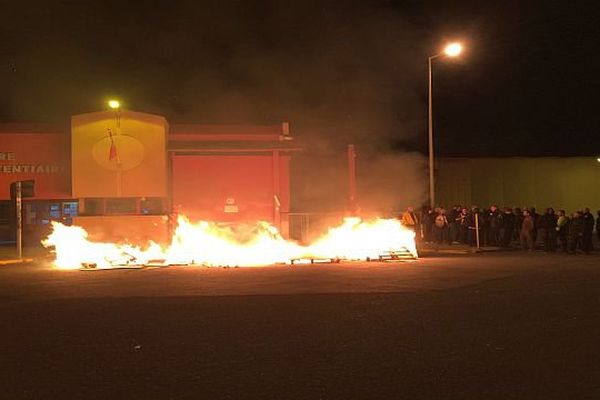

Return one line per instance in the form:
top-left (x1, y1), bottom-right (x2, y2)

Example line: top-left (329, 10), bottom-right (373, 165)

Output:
top-left (42, 216), bottom-right (417, 269)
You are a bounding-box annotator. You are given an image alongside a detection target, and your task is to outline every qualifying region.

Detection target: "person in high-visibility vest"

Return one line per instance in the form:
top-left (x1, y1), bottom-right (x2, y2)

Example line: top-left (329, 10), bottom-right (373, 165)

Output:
top-left (401, 206), bottom-right (419, 237)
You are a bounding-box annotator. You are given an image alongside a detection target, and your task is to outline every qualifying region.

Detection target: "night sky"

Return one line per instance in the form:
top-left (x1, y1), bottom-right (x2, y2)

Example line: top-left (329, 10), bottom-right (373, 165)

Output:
top-left (2, 0), bottom-right (599, 156)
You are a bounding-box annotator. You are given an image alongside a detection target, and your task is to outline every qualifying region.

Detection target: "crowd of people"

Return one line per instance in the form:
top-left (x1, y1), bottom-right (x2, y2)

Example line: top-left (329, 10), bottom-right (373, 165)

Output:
top-left (400, 206), bottom-right (600, 254)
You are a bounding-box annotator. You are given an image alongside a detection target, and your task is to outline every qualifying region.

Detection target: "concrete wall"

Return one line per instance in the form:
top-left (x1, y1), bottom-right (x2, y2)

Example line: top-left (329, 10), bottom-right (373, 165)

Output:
top-left (436, 157), bottom-right (600, 212)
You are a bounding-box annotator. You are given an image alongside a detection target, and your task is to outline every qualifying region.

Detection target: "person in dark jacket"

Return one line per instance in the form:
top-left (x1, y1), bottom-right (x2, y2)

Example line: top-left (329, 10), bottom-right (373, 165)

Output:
top-left (569, 211), bottom-right (586, 254)
top-left (582, 208), bottom-right (594, 252)
top-left (514, 207), bottom-right (524, 242)
top-left (501, 207), bottom-right (516, 247)
top-left (596, 210), bottom-right (600, 242)
top-left (447, 205), bottom-right (460, 244)
top-left (528, 207), bottom-right (539, 248)
top-left (539, 208), bottom-right (558, 252)
top-left (486, 205), bottom-right (501, 246)
top-left (457, 207), bottom-right (469, 244)
top-left (422, 207), bottom-right (436, 243)
top-left (520, 209), bottom-right (535, 251)
top-left (556, 210), bottom-right (570, 253)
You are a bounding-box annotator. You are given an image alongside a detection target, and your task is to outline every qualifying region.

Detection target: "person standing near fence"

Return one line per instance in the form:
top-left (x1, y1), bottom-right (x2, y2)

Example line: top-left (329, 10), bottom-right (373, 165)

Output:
top-left (529, 207), bottom-right (540, 247)
top-left (447, 205), bottom-right (460, 244)
top-left (569, 211), bottom-right (586, 254)
top-left (401, 206), bottom-right (420, 238)
top-left (596, 210), bottom-right (600, 242)
top-left (457, 207), bottom-right (469, 244)
top-left (486, 205), bottom-right (501, 246)
top-left (434, 209), bottom-right (449, 244)
top-left (514, 207), bottom-right (524, 243)
top-left (501, 207), bottom-right (516, 247)
top-left (582, 208), bottom-right (594, 252)
top-left (556, 210), bottom-right (570, 253)
top-left (540, 208), bottom-right (558, 252)
top-left (520, 210), bottom-right (535, 251)
top-left (421, 207), bottom-right (435, 243)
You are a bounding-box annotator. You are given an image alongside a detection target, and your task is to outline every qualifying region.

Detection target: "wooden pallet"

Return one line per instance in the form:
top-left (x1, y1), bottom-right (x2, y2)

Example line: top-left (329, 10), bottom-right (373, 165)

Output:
top-left (367, 248), bottom-right (418, 262)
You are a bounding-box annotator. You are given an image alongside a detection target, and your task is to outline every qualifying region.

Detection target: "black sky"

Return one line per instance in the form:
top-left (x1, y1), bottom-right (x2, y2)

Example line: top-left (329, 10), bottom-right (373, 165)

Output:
top-left (2, 0), bottom-right (599, 156)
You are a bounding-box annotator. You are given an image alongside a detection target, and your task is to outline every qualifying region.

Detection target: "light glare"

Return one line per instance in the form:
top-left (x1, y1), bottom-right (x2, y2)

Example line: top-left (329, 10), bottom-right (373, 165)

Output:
top-left (444, 43), bottom-right (463, 57)
top-left (108, 100), bottom-right (120, 109)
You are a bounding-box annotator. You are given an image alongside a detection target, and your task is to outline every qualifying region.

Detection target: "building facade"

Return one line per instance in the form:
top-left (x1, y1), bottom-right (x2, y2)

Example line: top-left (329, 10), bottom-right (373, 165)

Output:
top-left (0, 110), bottom-right (298, 245)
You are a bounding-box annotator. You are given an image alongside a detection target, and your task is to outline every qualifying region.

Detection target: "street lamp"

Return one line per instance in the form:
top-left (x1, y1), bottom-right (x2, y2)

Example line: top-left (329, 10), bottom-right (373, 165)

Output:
top-left (107, 99), bottom-right (121, 129)
top-left (428, 42), bottom-right (463, 209)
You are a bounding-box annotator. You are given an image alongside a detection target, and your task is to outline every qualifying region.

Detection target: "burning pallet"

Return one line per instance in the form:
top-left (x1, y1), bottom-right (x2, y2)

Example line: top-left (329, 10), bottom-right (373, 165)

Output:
top-left (367, 248), bottom-right (418, 262)
top-left (289, 247), bottom-right (417, 265)
top-left (289, 257), bottom-right (342, 265)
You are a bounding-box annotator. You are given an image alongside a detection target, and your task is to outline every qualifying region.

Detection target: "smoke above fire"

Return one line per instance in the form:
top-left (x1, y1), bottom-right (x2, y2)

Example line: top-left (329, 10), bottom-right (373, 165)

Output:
top-left (3, 1), bottom-right (426, 146)
top-left (5, 2), bottom-right (429, 212)
top-left (292, 140), bottom-right (427, 214)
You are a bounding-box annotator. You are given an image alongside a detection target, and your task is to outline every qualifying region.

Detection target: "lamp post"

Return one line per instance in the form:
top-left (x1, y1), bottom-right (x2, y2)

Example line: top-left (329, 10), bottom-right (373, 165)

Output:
top-left (107, 99), bottom-right (122, 195)
top-left (428, 42), bottom-right (463, 209)
top-left (108, 99), bottom-right (121, 130)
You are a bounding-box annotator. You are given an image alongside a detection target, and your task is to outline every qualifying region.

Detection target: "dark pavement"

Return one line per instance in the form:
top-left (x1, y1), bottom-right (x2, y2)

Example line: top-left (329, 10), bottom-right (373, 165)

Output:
top-left (1, 254), bottom-right (599, 399)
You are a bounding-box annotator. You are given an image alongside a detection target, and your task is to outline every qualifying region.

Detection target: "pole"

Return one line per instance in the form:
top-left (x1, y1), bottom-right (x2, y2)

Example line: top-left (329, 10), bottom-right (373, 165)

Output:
top-left (114, 109), bottom-right (122, 197)
top-left (272, 150), bottom-right (281, 230)
top-left (347, 144), bottom-right (357, 213)
top-left (16, 181), bottom-right (22, 259)
top-left (428, 56), bottom-right (435, 209)
top-left (475, 212), bottom-right (480, 249)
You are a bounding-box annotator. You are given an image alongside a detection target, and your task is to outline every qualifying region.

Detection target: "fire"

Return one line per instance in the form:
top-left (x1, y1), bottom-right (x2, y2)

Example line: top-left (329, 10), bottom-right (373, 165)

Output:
top-left (42, 216), bottom-right (417, 269)
top-left (308, 217), bottom-right (417, 261)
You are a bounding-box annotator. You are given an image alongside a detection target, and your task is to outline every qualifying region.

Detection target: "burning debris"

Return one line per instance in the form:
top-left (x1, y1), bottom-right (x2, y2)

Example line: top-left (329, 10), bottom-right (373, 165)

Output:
top-left (42, 216), bottom-right (417, 270)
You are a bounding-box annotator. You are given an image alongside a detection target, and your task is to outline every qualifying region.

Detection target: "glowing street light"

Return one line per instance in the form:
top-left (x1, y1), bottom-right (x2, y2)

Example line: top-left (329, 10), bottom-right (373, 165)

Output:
top-left (444, 42), bottom-right (463, 57)
top-left (427, 42), bottom-right (465, 208)
top-left (108, 100), bottom-right (120, 109)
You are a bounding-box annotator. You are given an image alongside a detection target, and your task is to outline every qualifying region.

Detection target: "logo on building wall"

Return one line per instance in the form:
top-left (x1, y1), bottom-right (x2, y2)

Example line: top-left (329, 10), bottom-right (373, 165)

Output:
top-left (92, 131), bottom-right (145, 171)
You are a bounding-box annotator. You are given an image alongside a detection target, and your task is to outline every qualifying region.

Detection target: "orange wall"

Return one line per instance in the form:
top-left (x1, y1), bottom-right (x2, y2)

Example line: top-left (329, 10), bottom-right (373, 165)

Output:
top-left (172, 154), bottom-right (290, 222)
top-left (0, 133), bottom-right (70, 200)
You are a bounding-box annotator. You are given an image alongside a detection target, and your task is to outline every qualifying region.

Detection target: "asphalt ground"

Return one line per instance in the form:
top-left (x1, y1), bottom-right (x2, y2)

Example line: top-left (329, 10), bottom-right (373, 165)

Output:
top-left (1, 253), bottom-right (599, 399)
